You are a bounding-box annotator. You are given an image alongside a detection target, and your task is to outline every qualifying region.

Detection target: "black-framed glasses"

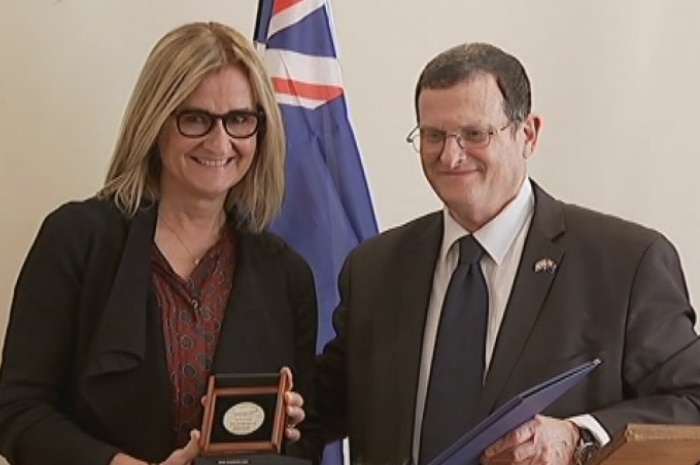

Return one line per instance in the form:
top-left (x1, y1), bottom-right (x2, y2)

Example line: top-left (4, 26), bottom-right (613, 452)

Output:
top-left (406, 122), bottom-right (512, 155)
top-left (174, 108), bottom-right (265, 139)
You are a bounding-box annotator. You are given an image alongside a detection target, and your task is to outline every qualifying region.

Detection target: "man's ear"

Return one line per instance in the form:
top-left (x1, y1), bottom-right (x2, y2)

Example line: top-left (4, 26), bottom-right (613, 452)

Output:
top-left (522, 114), bottom-right (542, 159)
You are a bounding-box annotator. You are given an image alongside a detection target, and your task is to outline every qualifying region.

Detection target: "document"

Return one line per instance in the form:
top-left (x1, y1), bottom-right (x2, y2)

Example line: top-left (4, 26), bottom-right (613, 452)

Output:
top-left (427, 359), bottom-right (601, 465)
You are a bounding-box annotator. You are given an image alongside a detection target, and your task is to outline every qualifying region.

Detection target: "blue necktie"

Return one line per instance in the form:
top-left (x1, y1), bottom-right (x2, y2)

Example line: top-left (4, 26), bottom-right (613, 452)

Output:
top-left (419, 235), bottom-right (488, 465)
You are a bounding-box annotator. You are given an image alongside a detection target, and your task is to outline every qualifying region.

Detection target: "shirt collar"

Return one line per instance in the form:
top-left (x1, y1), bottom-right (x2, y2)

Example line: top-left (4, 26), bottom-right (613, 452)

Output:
top-left (441, 178), bottom-right (535, 265)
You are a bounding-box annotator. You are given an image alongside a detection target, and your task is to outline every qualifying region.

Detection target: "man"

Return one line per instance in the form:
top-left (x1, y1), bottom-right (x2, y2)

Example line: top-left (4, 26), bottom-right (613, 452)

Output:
top-left (314, 43), bottom-right (700, 465)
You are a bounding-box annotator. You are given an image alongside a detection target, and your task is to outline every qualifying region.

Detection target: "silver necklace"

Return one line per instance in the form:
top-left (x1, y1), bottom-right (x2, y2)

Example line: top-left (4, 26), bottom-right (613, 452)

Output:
top-left (159, 218), bottom-right (202, 266)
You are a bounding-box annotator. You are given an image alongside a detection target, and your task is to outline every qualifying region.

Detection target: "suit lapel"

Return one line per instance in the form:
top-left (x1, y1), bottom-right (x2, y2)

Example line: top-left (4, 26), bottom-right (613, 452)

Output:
top-left (83, 202), bottom-right (158, 378)
top-left (80, 201), bottom-right (175, 452)
top-left (212, 231), bottom-right (281, 373)
top-left (394, 213), bottom-right (443, 457)
top-left (480, 185), bottom-right (566, 415)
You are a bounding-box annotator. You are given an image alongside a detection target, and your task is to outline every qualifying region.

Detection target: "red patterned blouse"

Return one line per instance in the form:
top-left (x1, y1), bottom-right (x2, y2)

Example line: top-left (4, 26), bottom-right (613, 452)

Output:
top-left (151, 228), bottom-right (236, 447)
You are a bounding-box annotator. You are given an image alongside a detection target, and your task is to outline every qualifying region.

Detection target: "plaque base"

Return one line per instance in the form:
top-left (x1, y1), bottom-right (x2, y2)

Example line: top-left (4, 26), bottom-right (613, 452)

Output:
top-left (195, 454), bottom-right (311, 465)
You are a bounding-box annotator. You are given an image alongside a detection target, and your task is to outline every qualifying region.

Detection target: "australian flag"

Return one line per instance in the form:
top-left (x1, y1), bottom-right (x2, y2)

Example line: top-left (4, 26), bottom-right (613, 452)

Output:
top-left (254, 1), bottom-right (379, 464)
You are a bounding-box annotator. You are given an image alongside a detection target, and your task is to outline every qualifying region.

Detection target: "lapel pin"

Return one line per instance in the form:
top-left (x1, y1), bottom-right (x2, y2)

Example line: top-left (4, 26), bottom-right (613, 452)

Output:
top-left (534, 258), bottom-right (557, 274)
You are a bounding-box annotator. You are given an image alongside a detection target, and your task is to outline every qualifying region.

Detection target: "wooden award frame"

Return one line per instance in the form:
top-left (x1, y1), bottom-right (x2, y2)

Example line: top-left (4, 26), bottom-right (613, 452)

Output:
top-left (199, 372), bottom-right (291, 456)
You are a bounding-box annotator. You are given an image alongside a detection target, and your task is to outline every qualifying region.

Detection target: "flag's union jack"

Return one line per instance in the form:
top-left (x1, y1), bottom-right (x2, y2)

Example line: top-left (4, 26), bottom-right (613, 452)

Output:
top-left (256, 0), bottom-right (346, 109)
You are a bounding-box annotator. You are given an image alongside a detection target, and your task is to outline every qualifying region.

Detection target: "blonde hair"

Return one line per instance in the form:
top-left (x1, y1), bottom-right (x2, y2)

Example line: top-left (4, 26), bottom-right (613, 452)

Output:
top-left (98, 22), bottom-right (285, 232)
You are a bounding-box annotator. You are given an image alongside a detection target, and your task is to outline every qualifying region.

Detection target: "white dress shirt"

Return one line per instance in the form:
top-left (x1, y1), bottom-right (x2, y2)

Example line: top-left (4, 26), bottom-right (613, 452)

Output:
top-left (411, 179), bottom-right (609, 463)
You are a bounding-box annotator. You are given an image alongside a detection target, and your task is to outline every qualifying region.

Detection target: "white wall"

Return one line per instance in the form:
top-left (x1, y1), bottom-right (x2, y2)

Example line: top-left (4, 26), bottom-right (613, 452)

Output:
top-left (1, 0), bottom-right (700, 462)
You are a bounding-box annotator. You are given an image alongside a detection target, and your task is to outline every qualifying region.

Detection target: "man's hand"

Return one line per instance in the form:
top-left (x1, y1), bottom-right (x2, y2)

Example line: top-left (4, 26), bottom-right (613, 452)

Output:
top-left (481, 415), bottom-right (579, 465)
top-left (281, 366), bottom-right (305, 443)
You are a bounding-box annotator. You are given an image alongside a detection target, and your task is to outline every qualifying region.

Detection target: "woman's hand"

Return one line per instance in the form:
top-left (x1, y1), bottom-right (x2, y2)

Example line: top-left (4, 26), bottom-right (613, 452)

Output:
top-left (281, 366), bottom-right (305, 443)
top-left (109, 431), bottom-right (200, 465)
top-left (160, 430), bottom-right (201, 465)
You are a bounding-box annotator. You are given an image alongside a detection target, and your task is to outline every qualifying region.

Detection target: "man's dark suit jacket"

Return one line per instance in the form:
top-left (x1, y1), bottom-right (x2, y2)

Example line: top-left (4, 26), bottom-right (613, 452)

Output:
top-left (315, 182), bottom-right (700, 465)
top-left (0, 197), bottom-right (322, 465)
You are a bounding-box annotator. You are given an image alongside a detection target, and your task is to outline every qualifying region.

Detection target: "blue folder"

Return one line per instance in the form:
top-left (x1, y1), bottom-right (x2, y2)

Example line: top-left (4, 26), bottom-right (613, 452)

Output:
top-left (427, 358), bottom-right (601, 465)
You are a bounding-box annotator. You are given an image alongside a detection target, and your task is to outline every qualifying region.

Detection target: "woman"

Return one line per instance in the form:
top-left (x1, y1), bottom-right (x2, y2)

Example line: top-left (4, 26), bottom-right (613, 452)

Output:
top-left (0, 22), bottom-right (321, 465)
